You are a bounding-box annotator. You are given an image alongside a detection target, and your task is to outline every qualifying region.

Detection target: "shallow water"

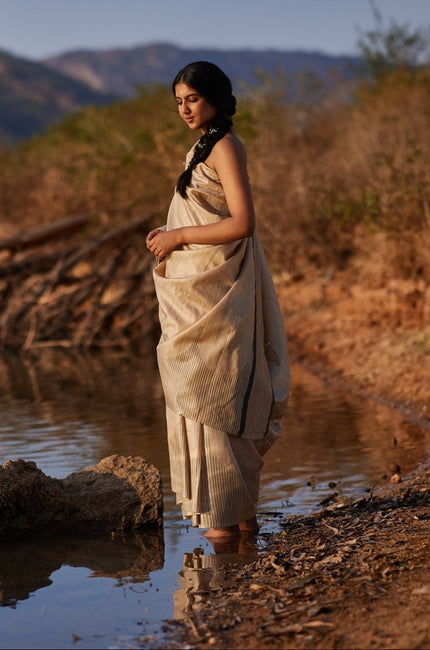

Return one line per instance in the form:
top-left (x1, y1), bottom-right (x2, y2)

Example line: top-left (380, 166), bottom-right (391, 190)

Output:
top-left (0, 349), bottom-right (429, 649)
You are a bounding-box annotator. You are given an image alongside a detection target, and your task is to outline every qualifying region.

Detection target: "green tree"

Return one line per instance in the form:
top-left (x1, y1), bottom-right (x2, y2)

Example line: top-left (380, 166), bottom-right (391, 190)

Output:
top-left (356, 0), bottom-right (430, 78)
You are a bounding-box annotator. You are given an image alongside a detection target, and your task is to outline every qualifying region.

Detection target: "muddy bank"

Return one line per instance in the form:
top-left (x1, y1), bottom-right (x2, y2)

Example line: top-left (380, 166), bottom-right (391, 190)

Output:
top-left (155, 267), bottom-right (430, 650)
top-left (277, 267), bottom-right (430, 429)
top-left (157, 463), bottom-right (430, 650)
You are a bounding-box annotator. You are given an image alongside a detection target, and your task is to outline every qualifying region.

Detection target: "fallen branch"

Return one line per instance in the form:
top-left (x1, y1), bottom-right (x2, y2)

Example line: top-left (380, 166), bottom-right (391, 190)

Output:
top-left (0, 209), bottom-right (163, 351)
top-left (0, 213), bottom-right (93, 252)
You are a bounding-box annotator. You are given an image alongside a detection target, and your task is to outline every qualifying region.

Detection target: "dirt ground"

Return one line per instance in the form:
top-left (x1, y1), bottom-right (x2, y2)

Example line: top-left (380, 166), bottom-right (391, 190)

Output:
top-left (154, 260), bottom-right (430, 650)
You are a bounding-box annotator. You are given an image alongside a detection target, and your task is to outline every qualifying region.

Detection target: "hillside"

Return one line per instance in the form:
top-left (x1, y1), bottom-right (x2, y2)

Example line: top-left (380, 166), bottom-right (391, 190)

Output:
top-left (0, 64), bottom-right (428, 352)
top-left (0, 50), bottom-right (118, 144)
top-left (43, 42), bottom-right (360, 97)
top-left (0, 43), bottom-right (360, 144)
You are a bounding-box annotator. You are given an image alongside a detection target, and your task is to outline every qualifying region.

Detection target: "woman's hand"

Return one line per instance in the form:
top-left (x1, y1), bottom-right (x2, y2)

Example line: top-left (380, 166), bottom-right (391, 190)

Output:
top-left (146, 228), bottom-right (182, 260)
top-left (146, 134), bottom-right (255, 255)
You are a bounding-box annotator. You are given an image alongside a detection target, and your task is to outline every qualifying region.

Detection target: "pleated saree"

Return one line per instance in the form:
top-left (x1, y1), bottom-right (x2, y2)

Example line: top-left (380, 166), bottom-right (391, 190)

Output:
top-left (153, 146), bottom-right (290, 528)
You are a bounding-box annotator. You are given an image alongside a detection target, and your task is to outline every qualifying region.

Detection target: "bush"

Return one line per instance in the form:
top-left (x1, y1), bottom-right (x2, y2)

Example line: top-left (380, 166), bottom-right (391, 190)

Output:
top-left (1, 68), bottom-right (429, 280)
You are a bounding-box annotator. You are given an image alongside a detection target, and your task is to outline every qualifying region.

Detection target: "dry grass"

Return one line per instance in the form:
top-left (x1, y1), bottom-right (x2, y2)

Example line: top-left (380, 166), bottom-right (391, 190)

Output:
top-left (1, 68), bottom-right (429, 281)
top-left (244, 67), bottom-right (430, 279)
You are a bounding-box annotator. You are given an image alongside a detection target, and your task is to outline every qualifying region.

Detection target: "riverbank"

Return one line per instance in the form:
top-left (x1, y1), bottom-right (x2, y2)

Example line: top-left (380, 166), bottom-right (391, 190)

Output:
top-left (277, 263), bottom-right (430, 431)
top-left (157, 261), bottom-right (430, 650)
top-left (158, 463), bottom-right (430, 650)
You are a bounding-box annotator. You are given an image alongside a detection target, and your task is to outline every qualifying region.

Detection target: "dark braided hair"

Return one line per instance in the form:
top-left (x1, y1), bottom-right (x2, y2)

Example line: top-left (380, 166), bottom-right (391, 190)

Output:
top-left (173, 61), bottom-right (236, 198)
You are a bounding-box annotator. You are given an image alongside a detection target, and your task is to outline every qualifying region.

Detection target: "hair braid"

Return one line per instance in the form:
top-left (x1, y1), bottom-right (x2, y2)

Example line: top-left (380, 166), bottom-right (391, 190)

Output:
top-left (172, 61), bottom-right (236, 199)
top-left (176, 113), bottom-right (233, 198)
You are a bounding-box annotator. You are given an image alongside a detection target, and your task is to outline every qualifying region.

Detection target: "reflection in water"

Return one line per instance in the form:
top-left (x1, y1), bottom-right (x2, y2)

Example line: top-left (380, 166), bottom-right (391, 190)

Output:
top-left (173, 537), bottom-right (259, 620)
top-left (0, 529), bottom-right (164, 608)
top-left (260, 363), bottom-right (430, 513)
top-left (0, 348), bottom-right (169, 479)
top-left (1, 350), bottom-right (428, 500)
top-left (0, 350), bottom-right (430, 648)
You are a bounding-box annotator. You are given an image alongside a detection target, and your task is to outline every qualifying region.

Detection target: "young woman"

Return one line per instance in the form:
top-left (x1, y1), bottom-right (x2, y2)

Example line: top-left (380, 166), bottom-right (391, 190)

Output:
top-left (146, 61), bottom-right (290, 540)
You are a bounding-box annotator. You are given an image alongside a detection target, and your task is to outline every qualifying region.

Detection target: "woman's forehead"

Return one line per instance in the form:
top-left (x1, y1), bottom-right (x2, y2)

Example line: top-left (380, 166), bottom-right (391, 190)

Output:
top-left (174, 82), bottom-right (200, 99)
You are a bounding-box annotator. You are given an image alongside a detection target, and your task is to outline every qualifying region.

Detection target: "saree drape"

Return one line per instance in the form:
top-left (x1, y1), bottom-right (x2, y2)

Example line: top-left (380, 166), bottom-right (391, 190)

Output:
top-left (153, 156), bottom-right (290, 440)
top-left (152, 146), bottom-right (290, 527)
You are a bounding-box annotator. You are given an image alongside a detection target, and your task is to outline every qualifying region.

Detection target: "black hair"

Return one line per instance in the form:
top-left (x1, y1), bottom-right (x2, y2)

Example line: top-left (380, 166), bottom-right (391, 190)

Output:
top-left (172, 61), bottom-right (236, 198)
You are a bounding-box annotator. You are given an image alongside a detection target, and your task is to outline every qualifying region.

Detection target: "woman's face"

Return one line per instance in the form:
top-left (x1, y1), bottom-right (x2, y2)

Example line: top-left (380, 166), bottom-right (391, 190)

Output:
top-left (174, 82), bottom-right (217, 133)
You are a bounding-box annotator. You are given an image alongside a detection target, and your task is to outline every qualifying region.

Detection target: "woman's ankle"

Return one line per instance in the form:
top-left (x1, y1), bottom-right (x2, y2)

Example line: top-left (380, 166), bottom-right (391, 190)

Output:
top-left (204, 525), bottom-right (240, 539)
top-left (239, 516), bottom-right (259, 533)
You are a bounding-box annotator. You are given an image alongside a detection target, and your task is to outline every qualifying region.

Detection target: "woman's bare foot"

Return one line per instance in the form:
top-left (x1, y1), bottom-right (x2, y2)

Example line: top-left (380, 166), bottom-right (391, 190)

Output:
top-left (207, 538), bottom-right (241, 554)
top-left (239, 516), bottom-right (259, 534)
top-left (204, 525), bottom-right (240, 539)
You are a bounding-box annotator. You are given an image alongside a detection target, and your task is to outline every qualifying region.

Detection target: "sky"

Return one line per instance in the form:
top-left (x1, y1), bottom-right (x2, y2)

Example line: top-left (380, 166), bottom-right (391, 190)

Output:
top-left (0, 0), bottom-right (429, 60)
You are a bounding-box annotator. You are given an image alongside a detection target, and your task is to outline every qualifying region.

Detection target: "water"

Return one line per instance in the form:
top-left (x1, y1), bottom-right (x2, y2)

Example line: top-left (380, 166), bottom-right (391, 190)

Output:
top-left (0, 349), bottom-right (429, 649)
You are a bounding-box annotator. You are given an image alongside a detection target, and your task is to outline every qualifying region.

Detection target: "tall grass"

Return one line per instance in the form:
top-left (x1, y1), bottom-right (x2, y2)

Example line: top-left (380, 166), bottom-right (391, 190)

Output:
top-left (1, 68), bottom-right (429, 280)
top-left (244, 67), bottom-right (430, 278)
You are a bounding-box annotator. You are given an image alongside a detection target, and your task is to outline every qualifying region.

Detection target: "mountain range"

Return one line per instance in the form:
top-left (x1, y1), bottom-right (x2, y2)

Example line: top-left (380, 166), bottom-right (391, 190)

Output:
top-left (44, 42), bottom-right (360, 96)
top-left (0, 43), bottom-right (361, 144)
top-left (0, 49), bottom-right (117, 144)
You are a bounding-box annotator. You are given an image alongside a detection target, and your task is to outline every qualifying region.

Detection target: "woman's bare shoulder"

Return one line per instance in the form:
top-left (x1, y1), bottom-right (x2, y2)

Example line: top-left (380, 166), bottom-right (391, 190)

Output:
top-left (209, 131), bottom-right (247, 166)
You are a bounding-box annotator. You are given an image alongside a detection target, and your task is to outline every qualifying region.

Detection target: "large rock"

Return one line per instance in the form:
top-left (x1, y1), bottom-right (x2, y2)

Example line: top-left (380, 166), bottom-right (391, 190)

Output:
top-left (0, 455), bottom-right (163, 539)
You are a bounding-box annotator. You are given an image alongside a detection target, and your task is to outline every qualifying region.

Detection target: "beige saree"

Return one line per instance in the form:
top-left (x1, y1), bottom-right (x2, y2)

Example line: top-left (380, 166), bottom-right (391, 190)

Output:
top-left (153, 149), bottom-right (290, 528)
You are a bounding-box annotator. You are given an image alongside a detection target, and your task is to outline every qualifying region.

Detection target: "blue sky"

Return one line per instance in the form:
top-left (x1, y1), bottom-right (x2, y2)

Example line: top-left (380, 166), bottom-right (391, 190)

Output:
top-left (1, 0), bottom-right (429, 60)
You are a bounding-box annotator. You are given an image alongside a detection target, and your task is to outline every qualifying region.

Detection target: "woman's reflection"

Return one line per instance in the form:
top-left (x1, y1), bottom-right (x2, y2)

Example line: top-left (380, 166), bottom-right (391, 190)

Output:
top-left (173, 534), bottom-right (258, 619)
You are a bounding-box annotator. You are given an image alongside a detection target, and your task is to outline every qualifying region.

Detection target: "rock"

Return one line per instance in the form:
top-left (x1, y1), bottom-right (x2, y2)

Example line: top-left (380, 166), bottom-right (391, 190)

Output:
top-left (0, 455), bottom-right (163, 539)
top-left (64, 454), bottom-right (163, 531)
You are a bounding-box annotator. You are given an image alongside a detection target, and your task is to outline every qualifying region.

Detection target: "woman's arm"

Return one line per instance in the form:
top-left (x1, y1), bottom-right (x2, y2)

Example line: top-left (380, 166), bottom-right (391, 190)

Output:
top-left (145, 135), bottom-right (255, 259)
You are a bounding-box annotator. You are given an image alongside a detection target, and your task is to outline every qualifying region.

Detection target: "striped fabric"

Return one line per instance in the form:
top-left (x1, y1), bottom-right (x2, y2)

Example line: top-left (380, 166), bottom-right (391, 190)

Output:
top-left (153, 156), bottom-right (290, 439)
top-left (153, 146), bottom-right (290, 527)
top-left (166, 406), bottom-right (282, 528)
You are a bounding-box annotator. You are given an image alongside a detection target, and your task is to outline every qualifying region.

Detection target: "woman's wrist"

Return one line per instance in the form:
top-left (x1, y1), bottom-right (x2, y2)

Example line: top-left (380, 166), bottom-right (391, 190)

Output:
top-left (176, 227), bottom-right (187, 246)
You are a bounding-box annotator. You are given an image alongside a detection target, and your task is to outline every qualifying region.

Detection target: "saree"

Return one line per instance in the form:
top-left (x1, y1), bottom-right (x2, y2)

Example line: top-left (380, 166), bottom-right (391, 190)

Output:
top-left (153, 148), bottom-right (290, 527)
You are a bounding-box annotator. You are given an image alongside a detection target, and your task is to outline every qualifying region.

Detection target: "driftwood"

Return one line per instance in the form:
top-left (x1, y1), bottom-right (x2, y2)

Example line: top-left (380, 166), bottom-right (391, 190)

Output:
top-left (0, 211), bottom-right (164, 351)
top-left (0, 213), bottom-right (93, 252)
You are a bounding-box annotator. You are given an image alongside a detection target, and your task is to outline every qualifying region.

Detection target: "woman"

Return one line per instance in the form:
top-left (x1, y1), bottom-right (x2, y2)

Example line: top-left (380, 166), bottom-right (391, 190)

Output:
top-left (146, 61), bottom-right (290, 540)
